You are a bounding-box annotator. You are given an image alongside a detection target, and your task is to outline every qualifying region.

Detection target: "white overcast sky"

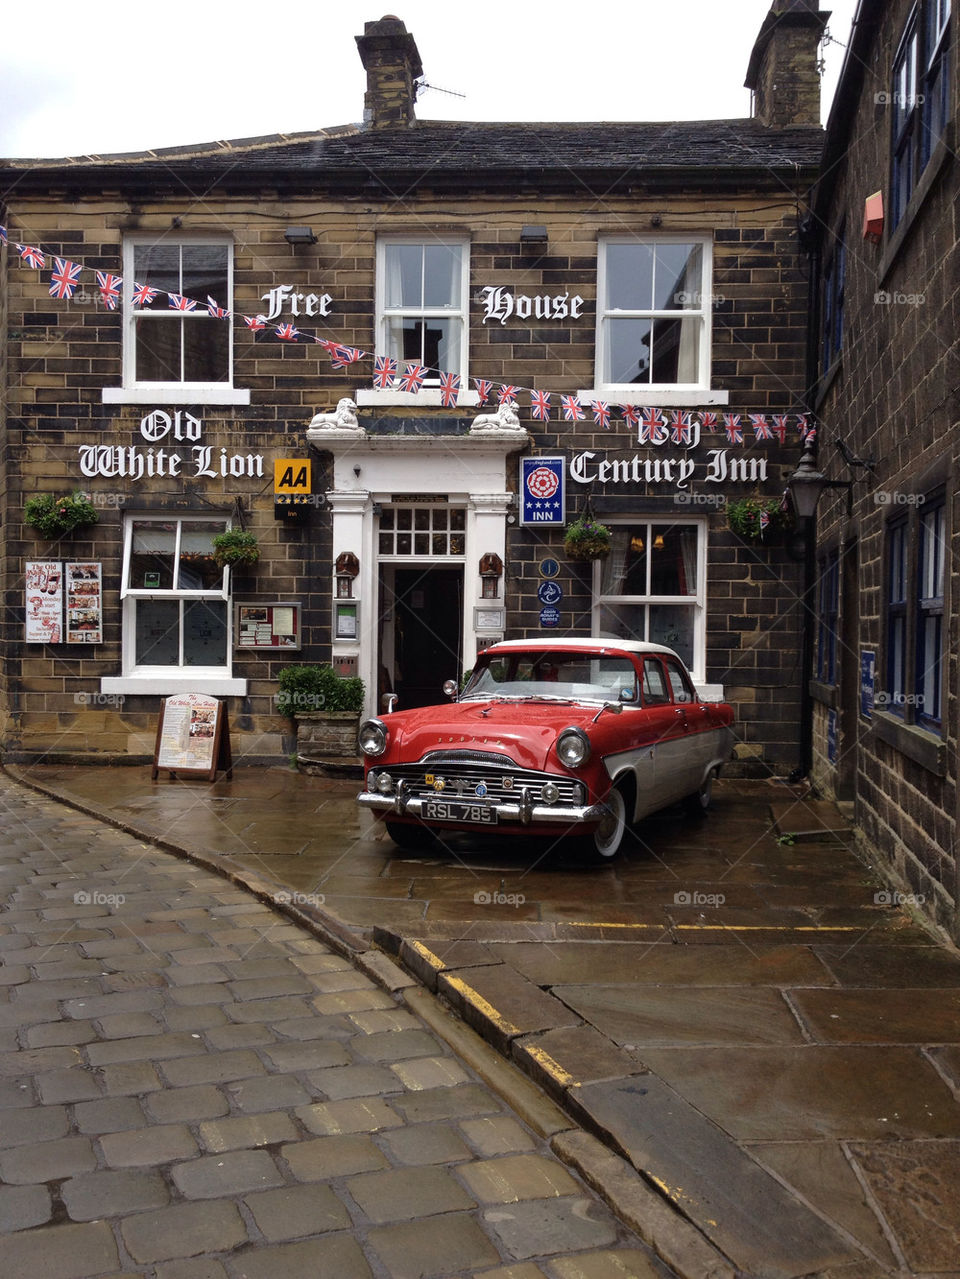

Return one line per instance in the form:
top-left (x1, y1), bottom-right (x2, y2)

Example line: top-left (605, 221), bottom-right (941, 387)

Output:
top-left (0, 0), bottom-right (858, 159)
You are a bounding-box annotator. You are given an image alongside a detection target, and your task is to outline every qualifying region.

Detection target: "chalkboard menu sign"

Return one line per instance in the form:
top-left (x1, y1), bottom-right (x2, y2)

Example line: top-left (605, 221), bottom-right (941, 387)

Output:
top-left (152, 693), bottom-right (232, 781)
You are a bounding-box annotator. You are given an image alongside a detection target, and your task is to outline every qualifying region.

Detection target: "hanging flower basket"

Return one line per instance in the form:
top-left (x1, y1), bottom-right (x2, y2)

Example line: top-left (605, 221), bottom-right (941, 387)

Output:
top-left (211, 529), bottom-right (260, 569)
top-left (563, 516), bottom-right (612, 561)
top-left (24, 491), bottom-right (99, 540)
top-left (726, 497), bottom-right (791, 543)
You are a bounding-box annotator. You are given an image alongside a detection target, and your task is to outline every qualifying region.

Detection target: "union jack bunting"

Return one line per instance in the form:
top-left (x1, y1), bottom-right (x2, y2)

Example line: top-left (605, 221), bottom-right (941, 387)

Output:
top-left (167, 293), bottom-right (197, 311)
top-left (439, 372), bottom-right (461, 407)
top-left (373, 355), bottom-right (397, 389)
top-left (206, 296), bottom-right (230, 319)
top-left (771, 414), bottom-right (790, 444)
top-left (329, 344), bottom-right (364, 369)
top-left (670, 410), bottom-right (693, 445)
top-left (750, 414), bottom-right (772, 441)
top-left (561, 395), bottom-right (585, 421)
top-left (620, 404), bottom-right (641, 429)
top-left (276, 324), bottom-right (300, 341)
top-left (797, 414), bottom-right (816, 442)
top-left (529, 390), bottom-right (552, 421)
top-left (243, 314), bottom-right (267, 331)
top-left (592, 401), bottom-right (611, 430)
top-left (473, 378), bottom-right (493, 402)
top-left (638, 407), bottom-right (666, 444)
top-left (699, 411), bottom-right (718, 431)
top-left (17, 244), bottom-right (45, 270)
top-left (497, 385), bottom-right (520, 406)
top-left (399, 363), bottom-right (427, 393)
top-left (759, 508), bottom-right (771, 532)
top-left (0, 225), bottom-right (7, 246)
top-left (95, 271), bottom-right (123, 310)
top-left (723, 414), bottom-right (743, 445)
top-left (49, 258), bottom-right (83, 300)
top-left (132, 282), bottom-right (159, 307)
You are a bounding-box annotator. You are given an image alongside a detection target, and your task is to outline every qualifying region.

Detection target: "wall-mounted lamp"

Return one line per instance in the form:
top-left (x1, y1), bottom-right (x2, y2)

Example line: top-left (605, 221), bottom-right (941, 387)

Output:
top-left (786, 437), bottom-right (875, 519)
top-left (520, 225), bottom-right (548, 247)
top-left (284, 226), bottom-right (317, 245)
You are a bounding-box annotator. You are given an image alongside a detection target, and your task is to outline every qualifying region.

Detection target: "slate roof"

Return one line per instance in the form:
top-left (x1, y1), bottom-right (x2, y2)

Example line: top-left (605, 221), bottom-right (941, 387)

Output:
top-left (2, 118), bottom-right (823, 197)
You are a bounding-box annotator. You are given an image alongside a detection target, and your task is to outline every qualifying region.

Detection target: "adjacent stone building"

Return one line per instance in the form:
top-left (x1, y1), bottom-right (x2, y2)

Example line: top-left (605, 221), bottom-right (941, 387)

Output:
top-left (807, 0), bottom-right (958, 936)
top-left (0, 6), bottom-right (826, 773)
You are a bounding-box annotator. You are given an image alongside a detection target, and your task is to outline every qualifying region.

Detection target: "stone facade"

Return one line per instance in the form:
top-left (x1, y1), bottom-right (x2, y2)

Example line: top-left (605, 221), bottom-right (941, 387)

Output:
top-left (808, 0), bottom-right (958, 935)
top-left (0, 9), bottom-right (826, 776)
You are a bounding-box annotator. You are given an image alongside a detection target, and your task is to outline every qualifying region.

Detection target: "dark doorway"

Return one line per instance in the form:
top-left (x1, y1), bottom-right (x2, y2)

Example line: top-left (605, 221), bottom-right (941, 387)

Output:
top-left (388, 567), bottom-right (463, 710)
top-left (837, 537), bottom-right (859, 802)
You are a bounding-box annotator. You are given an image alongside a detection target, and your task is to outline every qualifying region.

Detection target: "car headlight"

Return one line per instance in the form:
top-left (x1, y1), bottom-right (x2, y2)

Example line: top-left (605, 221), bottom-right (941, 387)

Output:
top-left (358, 718), bottom-right (388, 757)
top-left (556, 727), bottom-right (591, 769)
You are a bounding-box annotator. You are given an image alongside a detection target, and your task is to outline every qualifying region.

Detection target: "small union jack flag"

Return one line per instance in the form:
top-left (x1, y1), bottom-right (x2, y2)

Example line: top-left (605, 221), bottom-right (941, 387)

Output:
top-left (0, 225), bottom-right (7, 246)
top-left (561, 396), bottom-right (585, 421)
top-left (759, 507), bottom-right (771, 533)
top-left (670, 410), bottom-right (693, 445)
top-left (771, 414), bottom-right (789, 444)
top-left (167, 293), bottom-right (197, 311)
top-left (529, 390), bottom-right (552, 421)
top-left (473, 378), bottom-right (493, 402)
top-left (95, 271), bottom-right (123, 310)
top-left (206, 296), bottom-right (230, 319)
top-left (639, 407), bottom-right (666, 444)
top-left (796, 414), bottom-right (810, 436)
top-left (49, 258), bottom-right (83, 300)
top-left (373, 355), bottom-right (397, 389)
top-left (132, 282), bottom-right (159, 307)
top-left (243, 314), bottom-right (267, 331)
top-left (17, 244), bottom-right (45, 270)
top-left (399, 363), bottom-right (427, 393)
top-left (497, 384), bottom-right (520, 406)
top-left (439, 372), bottom-right (461, 407)
top-left (700, 411), bottom-right (718, 431)
top-left (333, 344), bottom-right (365, 368)
top-left (276, 324), bottom-right (300, 341)
top-left (592, 401), bottom-right (611, 430)
top-left (723, 414), bottom-right (743, 445)
top-left (750, 414), bottom-right (772, 440)
top-left (620, 404), bottom-right (641, 429)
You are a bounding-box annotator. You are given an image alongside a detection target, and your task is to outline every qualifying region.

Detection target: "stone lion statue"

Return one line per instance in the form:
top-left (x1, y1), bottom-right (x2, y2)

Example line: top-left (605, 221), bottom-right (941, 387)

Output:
top-left (470, 402), bottom-right (523, 433)
top-left (308, 398), bottom-right (360, 432)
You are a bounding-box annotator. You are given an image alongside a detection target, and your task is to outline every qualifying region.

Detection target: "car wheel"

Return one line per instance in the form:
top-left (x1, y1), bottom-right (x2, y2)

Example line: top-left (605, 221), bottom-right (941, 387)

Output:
top-left (685, 768), bottom-right (716, 817)
top-left (591, 784), bottom-right (628, 858)
top-left (384, 820), bottom-right (433, 850)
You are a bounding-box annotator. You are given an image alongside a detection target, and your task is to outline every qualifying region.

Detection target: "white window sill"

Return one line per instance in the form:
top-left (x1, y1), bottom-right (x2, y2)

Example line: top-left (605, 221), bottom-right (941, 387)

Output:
top-left (103, 387), bottom-right (251, 406)
top-left (578, 388), bottom-right (730, 407)
top-left (355, 389), bottom-right (480, 408)
top-left (101, 676), bottom-right (247, 696)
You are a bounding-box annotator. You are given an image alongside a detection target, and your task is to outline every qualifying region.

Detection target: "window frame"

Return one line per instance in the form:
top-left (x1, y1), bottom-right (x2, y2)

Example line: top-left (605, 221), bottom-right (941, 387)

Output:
top-left (820, 227), bottom-right (846, 374)
top-left (890, 0), bottom-right (952, 228)
top-left (592, 518), bottom-right (708, 684)
top-left (592, 234), bottom-right (716, 402)
top-left (103, 234), bottom-right (250, 407)
top-left (816, 547), bottom-right (840, 684)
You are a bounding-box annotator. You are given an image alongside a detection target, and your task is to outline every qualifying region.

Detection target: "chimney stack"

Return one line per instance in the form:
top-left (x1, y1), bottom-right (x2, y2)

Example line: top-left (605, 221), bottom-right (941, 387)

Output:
top-left (356, 15), bottom-right (423, 129)
top-left (745, 0), bottom-right (829, 128)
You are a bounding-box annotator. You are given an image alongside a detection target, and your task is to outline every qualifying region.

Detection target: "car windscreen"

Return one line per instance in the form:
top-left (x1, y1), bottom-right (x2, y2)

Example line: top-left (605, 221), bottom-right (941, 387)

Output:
top-left (464, 652), bottom-right (638, 702)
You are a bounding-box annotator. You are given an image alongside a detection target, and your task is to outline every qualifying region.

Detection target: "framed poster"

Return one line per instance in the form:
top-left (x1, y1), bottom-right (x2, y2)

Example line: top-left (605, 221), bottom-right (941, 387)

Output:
top-left (235, 602), bottom-right (300, 649)
top-left (152, 693), bottom-right (233, 781)
top-left (66, 562), bottom-right (103, 644)
top-left (25, 561), bottom-right (63, 644)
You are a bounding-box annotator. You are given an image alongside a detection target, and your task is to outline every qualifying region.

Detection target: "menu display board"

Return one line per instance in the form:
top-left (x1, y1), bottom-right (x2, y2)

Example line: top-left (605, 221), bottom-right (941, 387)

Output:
top-left (235, 602), bottom-right (300, 649)
top-left (25, 561), bottom-right (64, 644)
top-left (152, 693), bottom-right (233, 781)
top-left (66, 562), bottom-right (103, 644)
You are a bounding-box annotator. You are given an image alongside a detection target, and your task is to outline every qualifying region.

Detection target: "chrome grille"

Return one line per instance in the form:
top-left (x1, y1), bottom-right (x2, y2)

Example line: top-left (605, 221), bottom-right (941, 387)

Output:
top-left (421, 749), bottom-right (515, 767)
top-left (380, 757), bottom-right (582, 805)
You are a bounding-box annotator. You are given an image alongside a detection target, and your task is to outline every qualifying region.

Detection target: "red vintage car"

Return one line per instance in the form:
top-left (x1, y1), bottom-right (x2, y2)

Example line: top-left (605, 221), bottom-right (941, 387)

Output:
top-left (357, 638), bottom-right (735, 857)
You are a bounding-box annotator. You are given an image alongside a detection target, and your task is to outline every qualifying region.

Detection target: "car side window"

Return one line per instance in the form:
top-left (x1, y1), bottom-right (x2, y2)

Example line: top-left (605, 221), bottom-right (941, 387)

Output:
top-left (642, 658), bottom-right (670, 705)
top-left (665, 658), bottom-right (696, 703)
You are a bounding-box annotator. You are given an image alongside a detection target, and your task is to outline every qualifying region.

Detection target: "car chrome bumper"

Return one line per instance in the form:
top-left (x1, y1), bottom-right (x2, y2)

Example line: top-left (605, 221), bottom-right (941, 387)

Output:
top-left (357, 789), bottom-right (604, 827)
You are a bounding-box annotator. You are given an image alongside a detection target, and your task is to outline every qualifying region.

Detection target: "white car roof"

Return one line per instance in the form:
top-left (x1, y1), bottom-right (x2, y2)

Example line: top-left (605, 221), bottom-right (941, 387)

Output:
top-left (485, 638), bottom-right (680, 659)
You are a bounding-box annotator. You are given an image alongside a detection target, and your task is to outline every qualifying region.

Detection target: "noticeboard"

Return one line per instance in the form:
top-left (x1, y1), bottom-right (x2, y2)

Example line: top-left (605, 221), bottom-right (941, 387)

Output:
top-left (235, 602), bottom-right (300, 650)
top-left (152, 693), bottom-right (233, 781)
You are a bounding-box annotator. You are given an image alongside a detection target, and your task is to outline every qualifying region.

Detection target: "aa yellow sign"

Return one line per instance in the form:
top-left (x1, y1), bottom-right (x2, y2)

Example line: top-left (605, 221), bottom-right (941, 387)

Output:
top-left (274, 459), bottom-right (311, 494)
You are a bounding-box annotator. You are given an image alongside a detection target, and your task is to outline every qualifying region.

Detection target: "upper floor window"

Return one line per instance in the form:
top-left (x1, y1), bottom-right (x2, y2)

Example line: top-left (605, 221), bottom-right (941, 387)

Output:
top-left (820, 228), bottom-right (845, 374)
top-left (891, 0), bottom-right (952, 227)
top-left (104, 236), bottom-right (249, 406)
top-left (376, 238), bottom-right (469, 388)
top-left (596, 237), bottom-right (713, 392)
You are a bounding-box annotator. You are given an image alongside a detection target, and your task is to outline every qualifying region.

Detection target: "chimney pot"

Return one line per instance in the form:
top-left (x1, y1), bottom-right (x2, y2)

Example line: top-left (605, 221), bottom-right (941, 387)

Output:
top-left (356, 15), bottom-right (424, 129)
top-left (745, 2), bottom-right (830, 128)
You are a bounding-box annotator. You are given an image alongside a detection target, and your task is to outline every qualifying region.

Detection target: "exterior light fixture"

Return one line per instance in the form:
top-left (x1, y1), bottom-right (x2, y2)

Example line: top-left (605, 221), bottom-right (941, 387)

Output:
top-left (786, 436), bottom-right (875, 519)
top-left (520, 225), bottom-right (548, 246)
top-left (284, 226), bottom-right (317, 245)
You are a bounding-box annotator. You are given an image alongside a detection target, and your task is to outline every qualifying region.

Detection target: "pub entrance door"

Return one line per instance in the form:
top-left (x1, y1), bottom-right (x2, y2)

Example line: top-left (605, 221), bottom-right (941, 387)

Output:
top-left (378, 565), bottom-right (463, 711)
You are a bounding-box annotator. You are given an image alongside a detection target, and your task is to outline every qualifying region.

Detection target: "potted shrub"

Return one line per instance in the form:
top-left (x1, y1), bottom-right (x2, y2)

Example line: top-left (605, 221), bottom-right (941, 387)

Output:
top-left (211, 529), bottom-right (260, 569)
top-left (563, 515), bottom-right (612, 561)
top-left (726, 497), bottom-right (791, 542)
top-left (25, 491), bottom-right (98, 540)
top-left (277, 664), bottom-right (365, 773)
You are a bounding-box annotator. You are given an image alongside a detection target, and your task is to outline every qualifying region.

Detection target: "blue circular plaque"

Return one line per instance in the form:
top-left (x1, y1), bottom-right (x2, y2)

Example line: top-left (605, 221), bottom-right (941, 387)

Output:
top-left (539, 605), bottom-right (561, 628)
top-left (537, 581), bottom-right (563, 606)
top-left (538, 558), bottom-right (561, 579)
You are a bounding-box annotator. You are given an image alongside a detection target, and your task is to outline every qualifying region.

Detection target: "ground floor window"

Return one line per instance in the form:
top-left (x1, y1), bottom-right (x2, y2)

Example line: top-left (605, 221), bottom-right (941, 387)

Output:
top-left (816, 548), bottom-right (840, 684)
top-left (121, 516), bottom-right (231, 674)
top-left (883, 493), bottom-right (946, 731)
top-left (593, 519), bottom-right (706, 677)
